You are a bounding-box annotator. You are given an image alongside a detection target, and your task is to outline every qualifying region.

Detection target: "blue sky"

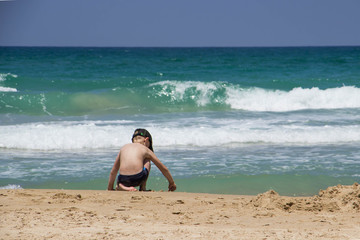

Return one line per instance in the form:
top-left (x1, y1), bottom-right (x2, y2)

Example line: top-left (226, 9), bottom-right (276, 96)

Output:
top-left (1, 0), bottom-right (360, 47)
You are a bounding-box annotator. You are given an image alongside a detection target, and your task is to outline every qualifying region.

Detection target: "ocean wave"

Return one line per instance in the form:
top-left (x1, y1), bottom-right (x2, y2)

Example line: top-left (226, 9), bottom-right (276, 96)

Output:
top-left (1, 80), bottom-right (360, 115)
top-left (226, 86), bottom-right (360, 111)
top-left (0, 73), bottom-right (18, 82)
top-left (0, 86), bottom-right (17, 92)
top-left (0, 73), bottom-right (18, 92)
top-left (151, 81), bottom-right (360, 112)
top-left (1, 118), bottom-right (360, 150)
top-left (150, 80), bottom-right (224, 107)
top-left (0, 184), bottom-right (23, 190)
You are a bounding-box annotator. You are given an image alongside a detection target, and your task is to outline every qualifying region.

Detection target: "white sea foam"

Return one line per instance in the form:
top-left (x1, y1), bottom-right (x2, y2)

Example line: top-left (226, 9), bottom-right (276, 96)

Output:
top-left (226, 86), bottom-right (360, 111)
top-left (151, 80), bottom-right (221, 106)
top-left (0, 73), bottom-right (17, 81)
top-left (0, 122), bottom-right (134, 150)
top-left (0, 184), bottom-right (23, 190)
top-left (152, 124), bottom-right (360, 146)
top-left (1, 116), bottom-right (360, 150)
top-left (0, 73), bottom-right (18, 92)
top-left (0, 86), bottom-right (17, 92)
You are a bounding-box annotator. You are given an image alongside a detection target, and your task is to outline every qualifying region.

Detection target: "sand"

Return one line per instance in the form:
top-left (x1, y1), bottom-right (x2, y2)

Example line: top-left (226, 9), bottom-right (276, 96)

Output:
top-left (1, 183), bottom-right (359, 240)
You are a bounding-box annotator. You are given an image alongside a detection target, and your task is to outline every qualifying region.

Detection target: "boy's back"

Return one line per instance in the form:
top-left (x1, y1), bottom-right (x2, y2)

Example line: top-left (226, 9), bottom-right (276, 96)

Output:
top-left (118, 143), bottom-right (149, 175)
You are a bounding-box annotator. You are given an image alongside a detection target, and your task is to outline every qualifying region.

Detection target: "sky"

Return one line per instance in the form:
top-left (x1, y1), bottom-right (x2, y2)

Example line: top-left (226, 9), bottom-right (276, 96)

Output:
top-left (1, 0), bottom-right (360, 47)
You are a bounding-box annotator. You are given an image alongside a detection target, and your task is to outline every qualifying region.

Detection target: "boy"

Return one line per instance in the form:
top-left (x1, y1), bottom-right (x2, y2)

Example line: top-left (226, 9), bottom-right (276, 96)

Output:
top-left (107, 129), bottom-right (176, 192)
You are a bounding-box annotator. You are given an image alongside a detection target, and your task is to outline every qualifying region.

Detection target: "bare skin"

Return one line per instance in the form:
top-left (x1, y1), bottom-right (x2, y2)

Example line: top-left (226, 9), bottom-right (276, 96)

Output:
top-left (107, 136), bottom-right (176, 192)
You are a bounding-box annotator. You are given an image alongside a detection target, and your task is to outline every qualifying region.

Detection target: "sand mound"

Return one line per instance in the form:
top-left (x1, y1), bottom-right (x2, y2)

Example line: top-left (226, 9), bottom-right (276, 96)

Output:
top-left (248, 183), bottom-right (360, 213)
top-left (315, 182), bottom-right (360, 212)
top-left (248, 190), bottom-right (281, 210)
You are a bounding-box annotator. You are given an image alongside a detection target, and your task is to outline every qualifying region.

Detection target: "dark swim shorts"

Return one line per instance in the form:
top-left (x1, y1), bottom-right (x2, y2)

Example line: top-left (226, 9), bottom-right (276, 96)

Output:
top-left (117, 167), bottom-right (149, 187)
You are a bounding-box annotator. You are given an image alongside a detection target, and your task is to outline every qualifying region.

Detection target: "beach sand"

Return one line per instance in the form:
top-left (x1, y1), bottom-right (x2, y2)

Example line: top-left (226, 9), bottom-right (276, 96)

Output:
top-left (1, 183), bottom-right (359, 240)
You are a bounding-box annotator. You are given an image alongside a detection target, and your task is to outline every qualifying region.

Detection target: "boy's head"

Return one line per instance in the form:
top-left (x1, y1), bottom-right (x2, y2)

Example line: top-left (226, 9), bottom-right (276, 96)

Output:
top-left (132, 128), bottom-right (153, 152)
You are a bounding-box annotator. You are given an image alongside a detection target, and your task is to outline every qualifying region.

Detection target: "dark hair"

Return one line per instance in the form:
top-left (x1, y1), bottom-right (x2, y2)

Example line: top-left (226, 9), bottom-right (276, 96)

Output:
top-left (132, 128), bottom-right (153, 152)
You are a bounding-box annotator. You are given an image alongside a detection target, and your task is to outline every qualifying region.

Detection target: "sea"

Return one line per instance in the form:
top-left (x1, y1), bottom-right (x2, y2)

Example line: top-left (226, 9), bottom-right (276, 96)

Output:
top-left (1, 47), bottom-right (359, 196)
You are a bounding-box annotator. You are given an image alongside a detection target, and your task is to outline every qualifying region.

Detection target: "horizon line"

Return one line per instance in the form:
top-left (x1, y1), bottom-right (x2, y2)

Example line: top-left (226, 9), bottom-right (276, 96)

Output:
top-left (1, 44), bottom-right (360, 48)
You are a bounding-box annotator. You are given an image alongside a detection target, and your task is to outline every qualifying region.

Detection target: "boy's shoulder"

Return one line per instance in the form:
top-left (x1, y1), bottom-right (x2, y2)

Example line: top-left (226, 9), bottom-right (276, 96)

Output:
top-left (122, 143), bottom-right (147, 150)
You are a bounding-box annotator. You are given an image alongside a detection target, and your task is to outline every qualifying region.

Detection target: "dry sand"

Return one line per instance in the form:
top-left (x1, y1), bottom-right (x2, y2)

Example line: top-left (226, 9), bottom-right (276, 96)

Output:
top-left (1, 183), bottom-right (359, 240)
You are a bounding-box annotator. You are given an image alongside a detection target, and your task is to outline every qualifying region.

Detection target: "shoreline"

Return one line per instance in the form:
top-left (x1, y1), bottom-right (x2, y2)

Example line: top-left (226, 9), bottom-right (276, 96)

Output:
top-left (1, 183), bottom-right (359, 239)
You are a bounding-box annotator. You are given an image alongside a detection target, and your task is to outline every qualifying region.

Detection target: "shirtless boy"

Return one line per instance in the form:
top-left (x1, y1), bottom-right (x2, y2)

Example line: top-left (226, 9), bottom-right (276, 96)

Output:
top-left (107, 129), bottom-right (176, 192)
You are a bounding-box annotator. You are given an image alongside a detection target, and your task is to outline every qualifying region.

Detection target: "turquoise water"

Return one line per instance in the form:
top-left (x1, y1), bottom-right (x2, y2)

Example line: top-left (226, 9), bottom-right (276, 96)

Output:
top-left (1, 47), bottom-right (359, 196)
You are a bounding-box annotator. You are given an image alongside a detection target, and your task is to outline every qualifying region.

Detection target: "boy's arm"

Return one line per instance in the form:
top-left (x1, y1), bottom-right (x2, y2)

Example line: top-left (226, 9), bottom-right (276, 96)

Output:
top-left (107, 152), bottom-right (120, 190)
top-left (145, 150), bottom-right (176, 191)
